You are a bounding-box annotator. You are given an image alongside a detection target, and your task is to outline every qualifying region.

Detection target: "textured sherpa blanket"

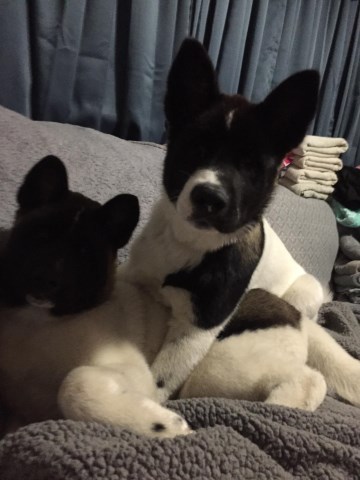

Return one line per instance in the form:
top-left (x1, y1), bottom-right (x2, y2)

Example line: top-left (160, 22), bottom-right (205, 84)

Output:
top-left (1, 301), bottom-right (360, 480)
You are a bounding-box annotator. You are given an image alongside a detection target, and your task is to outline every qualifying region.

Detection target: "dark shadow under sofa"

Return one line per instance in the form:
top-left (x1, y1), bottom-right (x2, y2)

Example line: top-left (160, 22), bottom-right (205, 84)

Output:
top-left (0, 105), bottom-right (359, 479)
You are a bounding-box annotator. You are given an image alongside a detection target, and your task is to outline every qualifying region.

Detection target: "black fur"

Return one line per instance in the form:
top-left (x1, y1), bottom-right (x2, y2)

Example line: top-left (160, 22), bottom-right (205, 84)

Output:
top-left (164, 38), bottom-right (220, 130)
top-left (218, 289), bottom-right (301, 340)
top-left (163, 223), bottom-right (264, 330)
top-left (0, 156), bottom-right (139, 315)
top-left (163, 39), bottom-right (320, 234)
top-left (151, 423), bottom-right (166, 433)
top-left (156, 379), bottom-right (165, 389)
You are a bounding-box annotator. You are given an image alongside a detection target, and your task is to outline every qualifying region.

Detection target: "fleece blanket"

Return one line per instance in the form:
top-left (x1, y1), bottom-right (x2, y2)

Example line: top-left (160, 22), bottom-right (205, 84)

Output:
top-left (0, 301), bottom-right (360, 480)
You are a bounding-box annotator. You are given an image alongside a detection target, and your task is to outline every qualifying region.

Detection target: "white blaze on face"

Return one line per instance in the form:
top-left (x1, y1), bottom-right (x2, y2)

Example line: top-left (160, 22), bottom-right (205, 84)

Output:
top-left (26, 295), bottom-right (55, 309)
top-left (225, 109), bottom-right (236, 129)
top-left (176, 169), bottom-right (221, 223)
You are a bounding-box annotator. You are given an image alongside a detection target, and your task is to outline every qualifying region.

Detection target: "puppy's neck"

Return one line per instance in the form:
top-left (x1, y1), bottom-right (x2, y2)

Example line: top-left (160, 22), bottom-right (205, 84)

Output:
top-left (158, 194), bottom-right (261, 253)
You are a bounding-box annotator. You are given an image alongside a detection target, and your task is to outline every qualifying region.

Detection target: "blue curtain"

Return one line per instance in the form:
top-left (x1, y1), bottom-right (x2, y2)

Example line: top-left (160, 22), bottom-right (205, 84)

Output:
top-left (0, 0), bottom-right (359, 165)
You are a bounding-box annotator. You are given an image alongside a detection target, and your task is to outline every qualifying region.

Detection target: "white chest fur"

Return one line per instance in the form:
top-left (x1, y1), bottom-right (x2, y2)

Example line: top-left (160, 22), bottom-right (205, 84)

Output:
top-left (249, 220), bottom-right (306, 295)
top-left (124, 197), bottom-right (205, 294)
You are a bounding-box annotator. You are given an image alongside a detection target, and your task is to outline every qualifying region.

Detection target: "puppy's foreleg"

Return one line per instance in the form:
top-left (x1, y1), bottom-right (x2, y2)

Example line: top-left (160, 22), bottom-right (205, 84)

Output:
top-left (152, 321), bottom-right (222, 403)
top-left (151, 287), bottom-right (223, 403)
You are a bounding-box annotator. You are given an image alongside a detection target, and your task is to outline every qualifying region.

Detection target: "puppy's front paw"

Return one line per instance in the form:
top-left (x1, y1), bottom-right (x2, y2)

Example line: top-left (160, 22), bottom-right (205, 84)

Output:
top-left (150, 411), bottom-right (193, 438)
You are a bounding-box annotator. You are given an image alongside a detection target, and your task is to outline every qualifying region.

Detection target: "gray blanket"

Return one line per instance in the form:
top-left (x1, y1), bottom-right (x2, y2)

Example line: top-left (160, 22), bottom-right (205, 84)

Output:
top-left (1, 301), bottom-right (360, 480)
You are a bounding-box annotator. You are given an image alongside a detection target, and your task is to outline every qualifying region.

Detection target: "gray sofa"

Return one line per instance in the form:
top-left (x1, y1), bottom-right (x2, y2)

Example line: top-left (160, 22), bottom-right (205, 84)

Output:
top-left (0, 105), bottom-right (359, 479)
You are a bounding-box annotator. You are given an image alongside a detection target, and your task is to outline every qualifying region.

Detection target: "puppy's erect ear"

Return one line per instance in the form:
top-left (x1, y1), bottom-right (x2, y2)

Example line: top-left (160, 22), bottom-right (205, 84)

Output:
top-left (17, 155), bottom-right (69, 210)
top-left (165, 38), bottom-right (220, 130)
top-left (99, 194), bottom-right (140, 250)
top-left (256, 70), bottom-right (320, 157)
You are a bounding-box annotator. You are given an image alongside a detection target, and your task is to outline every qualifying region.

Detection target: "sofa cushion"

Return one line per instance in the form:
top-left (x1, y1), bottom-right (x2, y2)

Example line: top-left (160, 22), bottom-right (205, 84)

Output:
top-left (0, 105), bottom-right (338, 285)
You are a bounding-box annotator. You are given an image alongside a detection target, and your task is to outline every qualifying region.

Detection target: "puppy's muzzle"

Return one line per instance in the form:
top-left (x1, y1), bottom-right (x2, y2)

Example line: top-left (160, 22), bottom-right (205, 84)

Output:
top-left (190, 183), bottom-right (229, 228)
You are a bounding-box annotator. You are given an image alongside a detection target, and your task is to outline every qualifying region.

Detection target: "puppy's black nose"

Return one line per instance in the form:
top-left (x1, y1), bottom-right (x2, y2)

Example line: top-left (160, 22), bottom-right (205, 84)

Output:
top-left (191, 183), bottom-right (229, 215)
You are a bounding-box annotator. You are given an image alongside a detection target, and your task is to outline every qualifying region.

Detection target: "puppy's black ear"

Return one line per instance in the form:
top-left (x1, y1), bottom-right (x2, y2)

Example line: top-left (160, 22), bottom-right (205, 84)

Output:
top-left (165, 38), bottom-right (220, 131)
top-left (256, 70), bottom-right (320, 157)
top-left (99, 194), bottom-right (140, 250)
top-left (17, 156), bottom-right (69, 210)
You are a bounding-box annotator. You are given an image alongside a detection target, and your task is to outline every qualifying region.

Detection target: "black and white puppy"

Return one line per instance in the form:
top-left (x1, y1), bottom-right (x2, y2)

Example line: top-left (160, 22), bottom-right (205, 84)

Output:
top-left (124, 39), bottom-right (360, 409)
top-left (0, 156), bottom-right (191, 438)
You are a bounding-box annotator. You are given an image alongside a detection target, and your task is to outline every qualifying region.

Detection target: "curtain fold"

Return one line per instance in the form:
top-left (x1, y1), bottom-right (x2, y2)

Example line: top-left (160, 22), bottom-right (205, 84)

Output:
top-left (0, 0), bottom-right (358, 164)
top-left (0, 0), bottom-right (32, 117)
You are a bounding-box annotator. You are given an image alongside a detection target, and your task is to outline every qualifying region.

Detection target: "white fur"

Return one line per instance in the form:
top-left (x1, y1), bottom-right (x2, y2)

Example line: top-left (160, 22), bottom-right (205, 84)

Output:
top-left (306, 318), bottom-right (360, 406)
top-left (180, 316), bottom-right (328, 411)
top-left (150, 285), bottom-right (225, 402)
top-left (180, 314), bottom-right (360, 412)
top-left (249, 220), bottom-right (324, 319)
top-left (225, 110), bottom-right (236, 129)
top-left (249, 220), bottom-right (306, 296)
